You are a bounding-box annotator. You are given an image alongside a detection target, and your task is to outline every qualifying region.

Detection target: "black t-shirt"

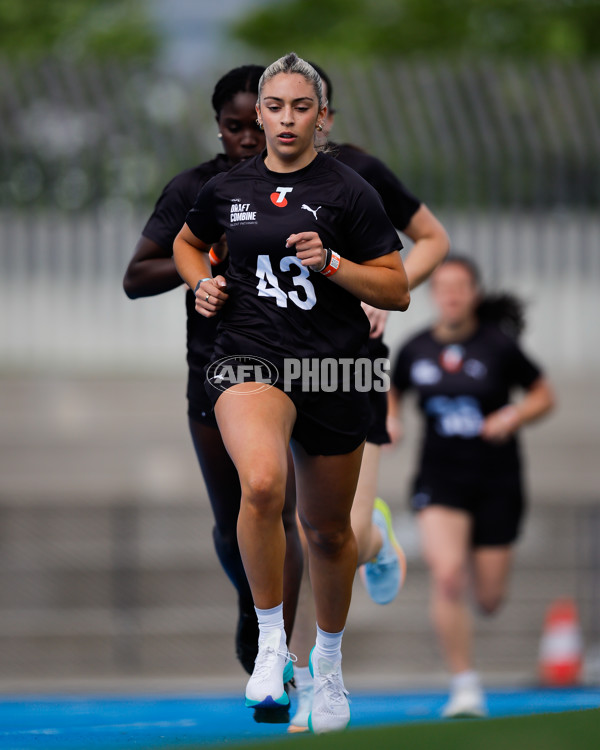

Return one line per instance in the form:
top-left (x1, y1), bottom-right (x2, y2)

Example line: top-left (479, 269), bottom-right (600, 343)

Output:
top-left (392, 324), bottom-right (542, 474)
top-left (143, 146), bottom-right (419, 372)
top-left (141, 155), bottom-right (231, 370)
top-left (186, 151), bottom-right (403, 372)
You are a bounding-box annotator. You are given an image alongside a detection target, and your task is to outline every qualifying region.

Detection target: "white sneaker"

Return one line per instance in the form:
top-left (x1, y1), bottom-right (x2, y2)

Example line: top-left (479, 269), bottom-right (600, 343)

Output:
top-left (245, 629), bottom-right (294, 709)
top-left (308, 647), bottom-right (350, 733)
top-left (442, 683), bottom-right (487, 718)
top-left (288, 679), bottom-right (314, 733)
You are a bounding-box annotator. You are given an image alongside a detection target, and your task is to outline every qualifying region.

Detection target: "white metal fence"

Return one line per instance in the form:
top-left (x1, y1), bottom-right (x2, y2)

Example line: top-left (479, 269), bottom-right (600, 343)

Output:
top-left (1, 209), bottom-right (599, 374)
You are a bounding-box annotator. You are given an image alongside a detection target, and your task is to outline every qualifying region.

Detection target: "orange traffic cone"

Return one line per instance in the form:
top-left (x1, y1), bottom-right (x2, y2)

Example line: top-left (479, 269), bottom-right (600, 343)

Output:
top-left (538, 598), bottom-right (583, 686)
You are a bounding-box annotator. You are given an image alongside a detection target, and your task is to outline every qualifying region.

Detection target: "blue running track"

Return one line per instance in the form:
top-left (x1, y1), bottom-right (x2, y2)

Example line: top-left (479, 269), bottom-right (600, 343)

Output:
top-left (1, 687), bottom-right (599, 749)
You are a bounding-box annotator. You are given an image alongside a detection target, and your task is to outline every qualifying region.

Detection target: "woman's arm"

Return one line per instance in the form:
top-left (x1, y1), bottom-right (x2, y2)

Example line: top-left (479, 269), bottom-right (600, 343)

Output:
top-left (327, 250), bottom-right (410, 310)
top-left (289, 231), bottom-right (410, 311)
top-left (326, 251), bottom-right (410, 311)
top-left (387, 385), bottom-right (405, 445)
top-left (358, 204), bottom-right (447, 334)
top-left (481, 376), bottom-right (556, 443)
top-left (362, 304), bottom-right (389, 338)
top-left (401, 204), bottom-right (450, 291)
top-left (173, 224), bottom-right (228, 318)
top-left (123, 236), bottom-right (184, 299)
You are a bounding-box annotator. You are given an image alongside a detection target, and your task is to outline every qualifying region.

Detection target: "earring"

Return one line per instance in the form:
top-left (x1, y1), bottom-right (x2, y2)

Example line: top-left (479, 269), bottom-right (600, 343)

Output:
top-left (217, 132), bottom-right (223, 140)
top-left (316, 123), bottom-right (323, 132)
top-left (256, 119), bottom-right (263, 130)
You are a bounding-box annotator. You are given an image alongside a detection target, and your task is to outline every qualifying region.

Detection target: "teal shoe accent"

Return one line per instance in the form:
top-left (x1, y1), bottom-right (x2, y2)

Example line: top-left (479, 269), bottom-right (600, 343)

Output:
top-left (283, 658), bottom-right (294, 684)
top-left (308, 646), bottom-right (315, 678)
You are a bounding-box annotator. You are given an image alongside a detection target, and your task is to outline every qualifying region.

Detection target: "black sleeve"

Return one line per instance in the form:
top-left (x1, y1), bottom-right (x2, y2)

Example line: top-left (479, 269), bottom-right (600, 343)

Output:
top-left (505, 339), bottom-right (543, 389)
top-left (391, 343), bottom-right (413, 393)
top-left (185, 176), bottom-right (225, 245)
top-left (142, 174), bottom-right (196, 252)
top-left (342, 177), bottom-right (403, 263)
top-left (360, 156), bottom-right (422, 231)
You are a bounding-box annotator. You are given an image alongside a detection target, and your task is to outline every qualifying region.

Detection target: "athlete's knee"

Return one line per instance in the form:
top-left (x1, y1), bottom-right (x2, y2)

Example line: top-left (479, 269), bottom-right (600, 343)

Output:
top-left (241, 467), bottom-right (286, 516)
top-left (303, 521), bottom-right (353, 557)
top-left (431, 563), bottom-right (467, 602)
top-left (476, 588), bottom-right (505, 616)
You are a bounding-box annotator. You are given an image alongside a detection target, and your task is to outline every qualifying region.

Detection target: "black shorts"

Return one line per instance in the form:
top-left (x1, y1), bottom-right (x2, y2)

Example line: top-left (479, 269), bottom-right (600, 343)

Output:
top-left (204, 355), bottom-right (371, 456)
top-left (289, 386), bottom-right (371, 456)
top-left (366, 386), bottom-right (390, 445)
top-left (409, 466), bottom-right (525, 547)
top-left (366, 335), bottom-right (390, 446)
top-left (187, 363), bottom-right (218, 427)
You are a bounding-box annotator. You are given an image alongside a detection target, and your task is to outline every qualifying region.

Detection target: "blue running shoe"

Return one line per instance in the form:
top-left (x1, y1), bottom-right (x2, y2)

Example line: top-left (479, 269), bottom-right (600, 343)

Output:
top-left (360, 498), bottom-right (406, 605)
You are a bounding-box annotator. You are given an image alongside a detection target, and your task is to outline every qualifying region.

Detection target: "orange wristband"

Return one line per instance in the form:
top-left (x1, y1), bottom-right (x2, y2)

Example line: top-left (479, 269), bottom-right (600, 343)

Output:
top-left (209, 247), bottom-right (220, 266)
top-left (321, 250), bottom-right (341, 277)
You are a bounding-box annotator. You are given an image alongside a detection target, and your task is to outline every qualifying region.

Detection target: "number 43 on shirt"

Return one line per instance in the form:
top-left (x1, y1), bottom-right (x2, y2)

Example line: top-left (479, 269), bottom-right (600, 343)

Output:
top-left (255, 254), bottom-right (316, 310)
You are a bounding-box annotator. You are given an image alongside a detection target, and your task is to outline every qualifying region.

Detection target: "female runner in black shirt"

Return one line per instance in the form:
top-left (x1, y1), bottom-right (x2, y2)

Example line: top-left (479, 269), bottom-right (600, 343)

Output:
top-left (123, 66), bottom-right (303, 679)
top-left (174, 52), bottom-right (410, 733)
top-left (390, 256), bottom-right (554, 717)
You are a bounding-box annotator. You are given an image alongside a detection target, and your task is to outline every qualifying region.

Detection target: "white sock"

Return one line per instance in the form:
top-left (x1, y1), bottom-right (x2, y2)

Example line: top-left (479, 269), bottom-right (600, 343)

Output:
top-left (451, 670), bottom-right (480, 692)
top-left (255, 603), bottom-right (284, 638)
top-left (315, 625), bottom-right (344, 661)
top-left (294, 665), bottom-right (312, 687)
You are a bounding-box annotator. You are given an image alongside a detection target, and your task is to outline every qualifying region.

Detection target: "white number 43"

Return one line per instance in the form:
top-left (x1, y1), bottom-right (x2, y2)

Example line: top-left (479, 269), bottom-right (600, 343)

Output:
top-left (255, 254), bottom-right (316, 310)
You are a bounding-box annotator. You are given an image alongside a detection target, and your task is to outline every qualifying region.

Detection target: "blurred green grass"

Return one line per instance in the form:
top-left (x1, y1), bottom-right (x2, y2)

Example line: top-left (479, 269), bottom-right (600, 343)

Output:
top-left (202, 709), bottom-right (600, 750)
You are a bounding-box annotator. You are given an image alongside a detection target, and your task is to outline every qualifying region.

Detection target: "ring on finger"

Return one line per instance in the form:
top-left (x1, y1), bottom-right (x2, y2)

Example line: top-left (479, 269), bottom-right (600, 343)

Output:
top-left (205, 293), bottom-right (210, 302)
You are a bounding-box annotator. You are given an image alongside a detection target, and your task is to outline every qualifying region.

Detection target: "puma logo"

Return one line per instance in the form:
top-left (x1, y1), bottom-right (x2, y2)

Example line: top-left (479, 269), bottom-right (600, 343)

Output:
top-left (301, 204), bottom-right (322, 221)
